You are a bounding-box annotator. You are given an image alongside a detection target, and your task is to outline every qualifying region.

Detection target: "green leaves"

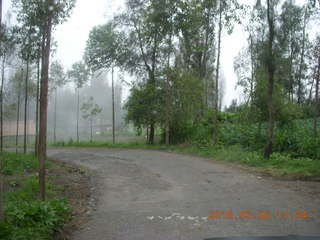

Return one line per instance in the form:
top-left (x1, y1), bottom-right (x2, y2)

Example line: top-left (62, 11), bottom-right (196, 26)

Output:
top-left (84, 22), bottom-right (123, 72)
top-left (81, 96), bottom-right (102, 120)
top-left (49, 60), bottom-right (67, 91)
top-left (67, 61), bottom-right (90, 89)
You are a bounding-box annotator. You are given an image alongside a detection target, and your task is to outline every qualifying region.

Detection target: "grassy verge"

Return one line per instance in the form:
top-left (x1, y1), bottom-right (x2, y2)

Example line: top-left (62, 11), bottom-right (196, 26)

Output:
top-left (50, 140), bottom-right (320, 179)
top-left (0, 151), bottom-right (71, 240)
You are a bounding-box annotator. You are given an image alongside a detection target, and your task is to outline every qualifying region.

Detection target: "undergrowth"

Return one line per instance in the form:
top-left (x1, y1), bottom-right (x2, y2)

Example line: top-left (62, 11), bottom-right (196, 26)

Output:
top-left (0, 151), bottom-right (71, 240)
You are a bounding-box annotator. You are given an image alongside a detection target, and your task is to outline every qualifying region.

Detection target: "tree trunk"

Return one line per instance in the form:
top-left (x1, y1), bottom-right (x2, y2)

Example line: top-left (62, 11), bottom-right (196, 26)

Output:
top-left (0, 0), bottom-right (3, 221)
top-left (146, 125), bottom-right (149, 142)
top-left (297, 8), bottom-right (307, 105)
top-left (53, 87), bottom-right (57, 142)
top-left (24, 58), bottom-right (30, 154)
top-left (0, 56), bottom-right (4, 151)
top-left (76, 88), bottom-right (79, 142)
top-left (35, 43), bottom-right (42, 156)
top-left (39, 1), bottom-right (53, 201)
top-left (307, 68), bottom-right (316, 107)
top-left (90, 116), bottom-right (93, 142)
top-left (111, 67), bottom-right (115, 144)
top-left (314, 57), bottom-right (320, 136)
top-left (214, 0), bottom-right (222, 146)
top-left (149, 120), bottom-right (155, 145)
top-left (165, 31), bottom-right (172, 147)
top-left (264, 0), bottom-right (276, 159)
top-left (16, 69), bottom-right (23, 153)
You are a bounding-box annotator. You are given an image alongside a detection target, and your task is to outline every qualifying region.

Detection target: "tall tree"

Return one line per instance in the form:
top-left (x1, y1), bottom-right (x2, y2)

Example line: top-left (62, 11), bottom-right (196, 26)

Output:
top-left (213, 0), bottom-right (222, 146)
top-left (67, 61), bottom-right (90, 143)
top-left (0, 0), bottom-right (3, 222)
top-left (264, 0), bottom-right (276, 159)
top-left (49, 60), bottom-right (66, 142)
top-left (84, 22), bottom-right (122, 144)
top-left (314, 35), bottom-right (320, 136)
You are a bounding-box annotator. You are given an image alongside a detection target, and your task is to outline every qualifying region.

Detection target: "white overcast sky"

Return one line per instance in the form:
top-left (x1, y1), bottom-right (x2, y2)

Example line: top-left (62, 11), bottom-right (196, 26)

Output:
top-left (4, 0), bottom-right (256, 107)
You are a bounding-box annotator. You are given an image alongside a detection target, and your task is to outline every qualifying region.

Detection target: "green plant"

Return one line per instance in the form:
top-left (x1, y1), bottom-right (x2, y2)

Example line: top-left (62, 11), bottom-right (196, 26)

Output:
top-left (4, 198), bottom-right (71, 240)
top-left (0, 152), bottom-right (38, 175)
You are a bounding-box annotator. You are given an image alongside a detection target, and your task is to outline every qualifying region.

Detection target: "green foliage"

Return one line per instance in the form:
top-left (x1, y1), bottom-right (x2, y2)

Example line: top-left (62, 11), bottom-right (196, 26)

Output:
top-left (0, 151), bottom-right (72, 240)
top-left (84, 22), bottom-right (122, 71)
top-left (2, 198), bottom-right (71, 240)
top-left (67, 61), bottom-right (90, 89)
top-left (124, 82), bottom-right (163, 133)
top-left (81, 96), bottom-right (102, 120)
top-left (0, 152), bottom-right (38, 175)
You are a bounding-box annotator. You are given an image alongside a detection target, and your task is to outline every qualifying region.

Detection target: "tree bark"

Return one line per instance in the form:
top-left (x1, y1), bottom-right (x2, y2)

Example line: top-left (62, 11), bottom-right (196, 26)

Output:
top-left (297, 8), bottom-right (307, 105)
top-left (16, 69), bottom-right (23, 153)
top-left (39, 0), bottom-right (53, 201)
top-left (35, 40), bottom-right (42, 156)
top-left (0, 0), bottom-right (3, 221)
top-left (0, 56), bottom-right (4, 151)
top-left (165, 31), bottom-right (172, 147)
top-left (112, 67), bottom-right (115, 144)
top-left (214, 0), bottom-right (222, 146)
top-left (90, 116), bottom-right (93, 142)
top-left (23, 58), bottom-right (30, 154)
top-left (53, 87), bottom-right (57, 142)
top-left (264, 0), bottom-right (276, 159)
top-left (314, 57), bottom-right (320, 136)
top-left (76, 88), bottom-right (79, 142)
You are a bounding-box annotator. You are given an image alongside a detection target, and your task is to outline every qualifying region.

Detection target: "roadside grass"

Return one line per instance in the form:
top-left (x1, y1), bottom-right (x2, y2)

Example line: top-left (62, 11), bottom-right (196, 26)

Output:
top-left (50, 140), bottom-right (320, 179)
top-left (0, 151), bottom-right (71, 240)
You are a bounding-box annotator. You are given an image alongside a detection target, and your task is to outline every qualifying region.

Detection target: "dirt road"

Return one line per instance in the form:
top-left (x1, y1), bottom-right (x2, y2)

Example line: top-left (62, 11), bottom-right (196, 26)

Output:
top-left (47, 148), bottom-right (320, 240)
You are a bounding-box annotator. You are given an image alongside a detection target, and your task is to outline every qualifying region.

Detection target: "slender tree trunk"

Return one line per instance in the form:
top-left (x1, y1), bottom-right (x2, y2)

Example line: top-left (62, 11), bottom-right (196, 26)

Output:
top-left (0, 0), bottom-right (3, 221)
top-left (16, 69), bottom-right (23, 153)
top-left (0, 56), bottom-right (4, 151)
top-left (39, 1), bottom-right (53, 201)
top-left (111, 67), bottom-right (115, 144)
top-left (35, 43), bottom-right (41, 156)
top-left (146, 125), bottom-right (149, 142)
top-left (307, 68), bottom-right (316, 107)
top-left (214, 0), bottom-right (222, 146)
top-left (77, 88), bottom-right (79, 142)
top-left (53, 87), bottom-right (57, 142)
top-left (264, 0), bottom-right (276, 159)
top-left (314, 57), bottom-right (320, 136)
top-left (297, 9), bottom-right (307, 105)
top-left (90, 116), bottom-right (93, 142)
top-left (24, 58), bottom-right (30, 154)
top-left (149, 121), bottom-right (155, 144)
top-left (165, 32), bottom-right (172, 147)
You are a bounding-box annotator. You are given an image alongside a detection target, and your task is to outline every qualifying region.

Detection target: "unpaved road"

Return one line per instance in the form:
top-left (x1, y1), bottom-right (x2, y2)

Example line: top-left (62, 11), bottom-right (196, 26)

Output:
top-left (47, 148), bottom-right (320, 240)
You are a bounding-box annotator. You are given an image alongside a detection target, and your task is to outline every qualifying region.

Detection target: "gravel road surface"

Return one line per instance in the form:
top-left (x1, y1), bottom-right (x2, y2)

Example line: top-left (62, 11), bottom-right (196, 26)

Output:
top-left (47, 148), bottom-right (320, 240)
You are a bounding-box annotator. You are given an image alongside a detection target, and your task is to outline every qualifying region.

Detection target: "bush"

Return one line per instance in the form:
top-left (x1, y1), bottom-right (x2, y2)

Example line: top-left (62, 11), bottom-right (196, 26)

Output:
top-left (3, 198), bottom-right (71, 240)
top-left (0, 152), bottom-right (38, 175)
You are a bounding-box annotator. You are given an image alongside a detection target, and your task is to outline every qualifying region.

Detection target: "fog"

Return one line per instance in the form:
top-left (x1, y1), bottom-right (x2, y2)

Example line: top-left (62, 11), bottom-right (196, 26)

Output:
top-left (47, 70), bottom-right (125, 142)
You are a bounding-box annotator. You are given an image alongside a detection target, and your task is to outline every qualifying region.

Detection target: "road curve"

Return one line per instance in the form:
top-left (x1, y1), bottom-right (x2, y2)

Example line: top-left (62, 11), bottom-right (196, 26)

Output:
top-left (47, 148), bottom-right (320, 240)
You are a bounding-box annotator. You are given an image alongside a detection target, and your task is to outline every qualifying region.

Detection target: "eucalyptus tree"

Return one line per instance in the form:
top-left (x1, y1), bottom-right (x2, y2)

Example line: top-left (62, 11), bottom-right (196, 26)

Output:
top-left (264, 0), bottom-right (277, 159)
top-left (313, 35), bottom-right (320, 136)
top-left (0, 0), bottom-right (3, 222)
top-left (49, 60), bottom-right (67, 142)
top-left (212, 0), bottom-right (244, 146)
top-left (174, 0), bottom-right (217, 110)
top-left (84, 22), bottom-right (122, 143)
top-left (13, 0), bottom-right (76, 200)
top-left (0, 20), bottom-right (15, 151)
top-left (114, 0), bottom-right (175, 144)
top-left (67, 61), bottom-right (90, 143)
